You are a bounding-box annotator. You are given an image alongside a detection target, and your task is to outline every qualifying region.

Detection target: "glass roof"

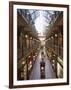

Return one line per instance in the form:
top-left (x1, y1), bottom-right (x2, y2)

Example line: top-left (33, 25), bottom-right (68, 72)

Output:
top-left (17, 9), bottom-right (59, 40)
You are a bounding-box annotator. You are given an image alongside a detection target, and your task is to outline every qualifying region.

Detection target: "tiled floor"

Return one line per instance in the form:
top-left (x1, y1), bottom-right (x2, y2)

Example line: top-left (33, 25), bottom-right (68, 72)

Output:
top-left (29, 48), bottom-right (56, 80)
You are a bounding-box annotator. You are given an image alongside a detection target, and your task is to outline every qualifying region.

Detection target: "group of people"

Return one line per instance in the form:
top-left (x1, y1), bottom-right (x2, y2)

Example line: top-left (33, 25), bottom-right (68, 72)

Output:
top-left (40, 51), bottom-right (45, 79)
